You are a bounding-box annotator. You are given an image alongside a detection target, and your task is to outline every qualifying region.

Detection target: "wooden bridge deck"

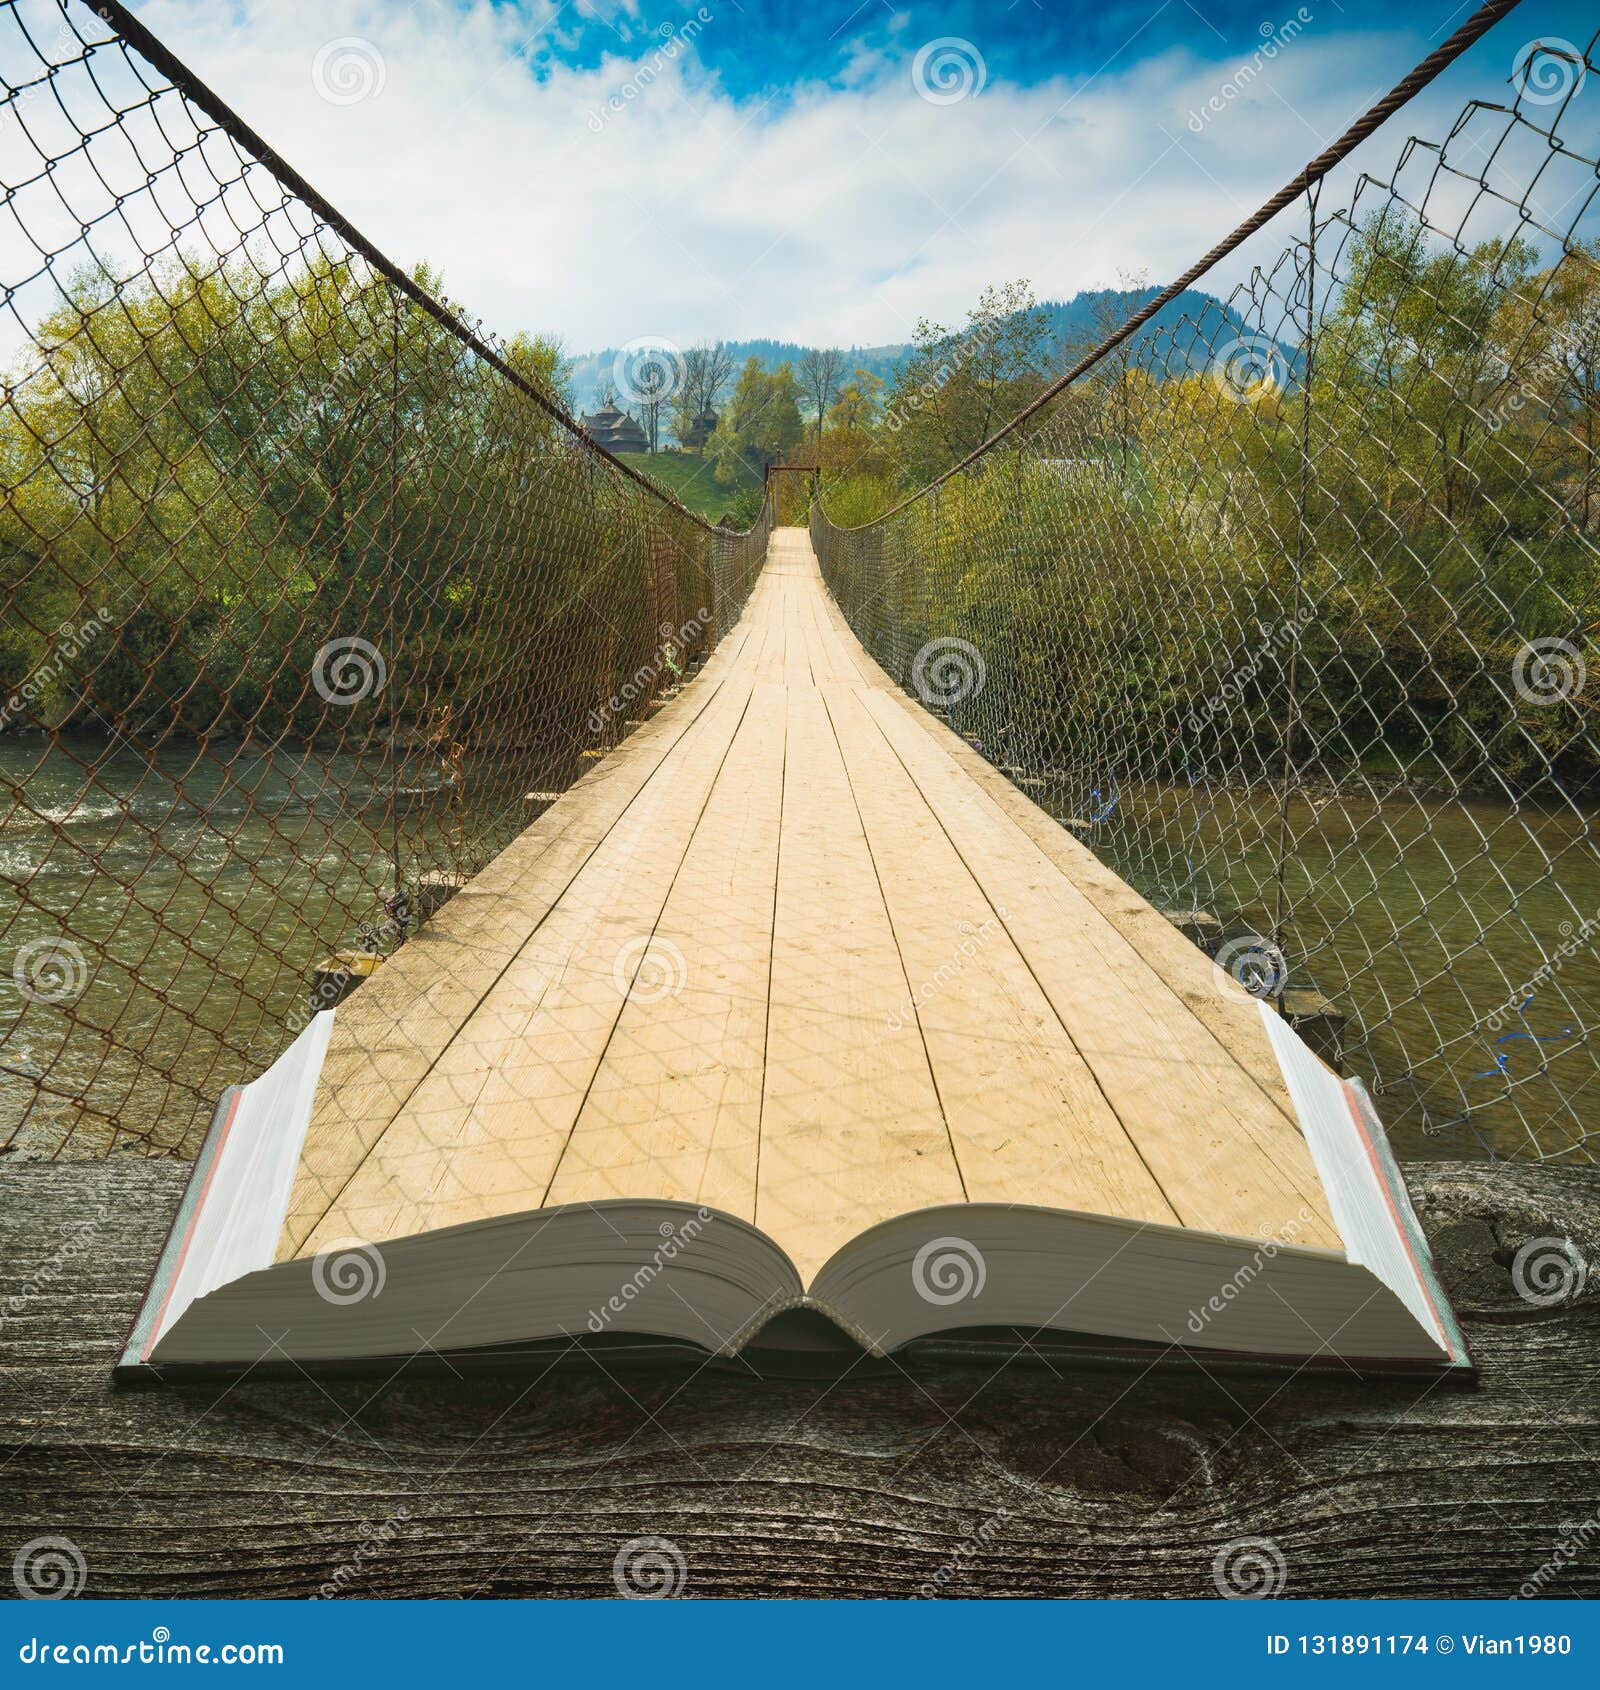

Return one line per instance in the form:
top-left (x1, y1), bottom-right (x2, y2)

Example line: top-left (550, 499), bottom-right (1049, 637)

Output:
top-left (287, 528), bottom-right (1339, 1277)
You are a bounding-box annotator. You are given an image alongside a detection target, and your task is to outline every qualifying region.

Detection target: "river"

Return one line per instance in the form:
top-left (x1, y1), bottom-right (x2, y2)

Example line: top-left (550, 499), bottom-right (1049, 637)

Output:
top-left (1066, 776), bottom-right (1600, 1162)
top-left (0, 734), bottom-right (485, 1158)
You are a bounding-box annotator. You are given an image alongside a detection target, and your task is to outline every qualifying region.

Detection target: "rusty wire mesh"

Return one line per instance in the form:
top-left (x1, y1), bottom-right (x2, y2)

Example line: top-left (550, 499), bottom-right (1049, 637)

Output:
top-left (0, 0), bottom-right (769, 1157)
top-left (816, 29), bottom-right (1600, 1163)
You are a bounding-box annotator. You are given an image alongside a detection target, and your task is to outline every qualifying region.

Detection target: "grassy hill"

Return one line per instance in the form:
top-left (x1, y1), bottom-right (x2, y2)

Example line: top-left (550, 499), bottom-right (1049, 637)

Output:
top-left (615, 450), bottom-right (759, 522)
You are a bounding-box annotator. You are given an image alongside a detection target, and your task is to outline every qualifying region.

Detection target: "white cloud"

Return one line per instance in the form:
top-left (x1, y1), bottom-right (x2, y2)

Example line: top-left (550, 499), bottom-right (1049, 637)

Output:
top-left (57, 2), bottom-right (1463, 350)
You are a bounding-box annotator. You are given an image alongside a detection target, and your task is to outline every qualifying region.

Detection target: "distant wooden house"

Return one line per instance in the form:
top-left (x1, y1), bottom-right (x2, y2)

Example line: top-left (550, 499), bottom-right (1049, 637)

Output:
top-left (580, 394), bottom-right (649, 455)
top-left (683, 406), bottom-right (719, 450)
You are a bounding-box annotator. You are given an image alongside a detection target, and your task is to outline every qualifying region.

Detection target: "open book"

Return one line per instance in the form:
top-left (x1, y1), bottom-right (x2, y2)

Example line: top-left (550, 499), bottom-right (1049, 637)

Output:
top-left (119, 543), bottom-right (1471, 1383)
top-left (119, 1000), bottom-right (1468, 1381)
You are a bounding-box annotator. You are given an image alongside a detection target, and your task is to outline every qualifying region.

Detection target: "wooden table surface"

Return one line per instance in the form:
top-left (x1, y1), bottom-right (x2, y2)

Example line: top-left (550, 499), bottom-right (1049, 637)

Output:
top-left (2, 1156), bottom-right (1596, 1599)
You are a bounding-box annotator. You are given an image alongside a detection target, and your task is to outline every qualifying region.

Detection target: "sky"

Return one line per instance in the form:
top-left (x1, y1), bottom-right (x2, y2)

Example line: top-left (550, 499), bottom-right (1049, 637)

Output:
top-left (75, 0), bottom-right (1600, 352)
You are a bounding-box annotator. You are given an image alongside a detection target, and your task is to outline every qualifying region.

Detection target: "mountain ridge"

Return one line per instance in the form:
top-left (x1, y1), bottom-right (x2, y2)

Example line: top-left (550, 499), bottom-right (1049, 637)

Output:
top-left (565, 287), bottom-right (1254, 415)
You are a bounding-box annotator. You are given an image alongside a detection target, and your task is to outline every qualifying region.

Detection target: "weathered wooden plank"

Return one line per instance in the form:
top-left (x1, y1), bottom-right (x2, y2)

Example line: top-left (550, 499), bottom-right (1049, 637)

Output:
top-left (1, 1158), bottom-right (1595, 1599)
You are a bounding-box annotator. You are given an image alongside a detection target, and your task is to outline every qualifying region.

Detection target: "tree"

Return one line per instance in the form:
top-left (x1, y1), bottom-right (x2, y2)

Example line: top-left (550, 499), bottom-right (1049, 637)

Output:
top-left (634, 360), bottom-right (672, 454)
top-left (814, 370), bottom-right (891, 498)
top-left (1518, 242), bottom-right (1600, 528)
top-left (883, 279), bottom-right (1052, 486)
top-left (0, 252), bottom-right (682, 744)
top-left (708, 358), bottom-right (804, 486)
top-left (505, 332), bottom-right (572, 414)
top-left (673, 342), bottom-right (735, 450)
top-left (827, 369), bottom-right (884, 435)
top-left (798, 346), bottom-right (844, 440)
top-left (1061, 268), bottom-right (1150, 473)
top-left (1317, 211), bottom-right (1538, 530)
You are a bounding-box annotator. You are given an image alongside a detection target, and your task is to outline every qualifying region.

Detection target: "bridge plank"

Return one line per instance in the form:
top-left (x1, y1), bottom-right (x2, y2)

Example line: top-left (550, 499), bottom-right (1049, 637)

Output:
top-left (811, 656), bottom-right (1178, 1226)
top-left (297, 633), bottom-right (765, 1252)
top-left (541, 678), bottom-right (786, 1216)
top-left (755, 543), bottom-right (965, 1280)
top-left (280, 620), bottom-right (759, 1254)
top-left (855, 680), bottom-right (1338, 1248)
top-left (813, 583), bottom-right (1304, 1137)
top-left (793, 543), bottom-right (1337, 1249)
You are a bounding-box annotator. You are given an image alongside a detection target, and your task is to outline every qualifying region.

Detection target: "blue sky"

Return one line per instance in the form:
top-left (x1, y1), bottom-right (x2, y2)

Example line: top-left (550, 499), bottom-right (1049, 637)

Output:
top-left (123, 0), bottom-right (1597, 350)
top-left (512, 1), bottom-right (1484, 94)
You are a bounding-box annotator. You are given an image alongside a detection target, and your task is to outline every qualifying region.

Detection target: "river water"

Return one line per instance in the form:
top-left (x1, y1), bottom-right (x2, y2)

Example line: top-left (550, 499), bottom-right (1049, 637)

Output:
top-left (1064, 777), bottom-right (1600, 1162)
top-left (3, 737), bottom-right (1597, 1163)
top-left (0, 734), bottom-right (472, 1158)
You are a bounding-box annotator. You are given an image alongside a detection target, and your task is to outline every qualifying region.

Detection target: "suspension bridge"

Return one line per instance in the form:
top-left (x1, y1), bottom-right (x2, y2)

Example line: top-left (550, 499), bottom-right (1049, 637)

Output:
top-left (2, 0), bottom-right (1596, 1185)
top-left (2, 0), bottom-right (1599, 1602)
top-left (290, 527), bottom-right (1339, 1279)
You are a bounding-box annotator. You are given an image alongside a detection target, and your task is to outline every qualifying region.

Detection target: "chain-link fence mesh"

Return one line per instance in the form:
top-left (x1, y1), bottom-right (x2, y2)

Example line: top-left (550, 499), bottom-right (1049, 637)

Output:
top-left (0, 0), bottom-right (770, 1157)
top-left (816, 27), bottom-right (1600, 1164)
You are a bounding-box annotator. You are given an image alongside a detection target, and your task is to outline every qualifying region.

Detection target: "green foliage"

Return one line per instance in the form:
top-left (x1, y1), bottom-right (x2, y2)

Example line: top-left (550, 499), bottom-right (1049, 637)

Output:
top-left (818, 472), bottom-right (896, 528)
top-left (818, 225), bottom-right (1600, 797)
top-left (722, 484), bottom-right (768, 529)
top-left (827, 370), bottom-right (884, 434)
top-left (708, 357), bottom-right (804, 484)
top-left (0, 254), bottom-right (724, 760)
top-left (883, 280), bottom-right (1052, 488)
